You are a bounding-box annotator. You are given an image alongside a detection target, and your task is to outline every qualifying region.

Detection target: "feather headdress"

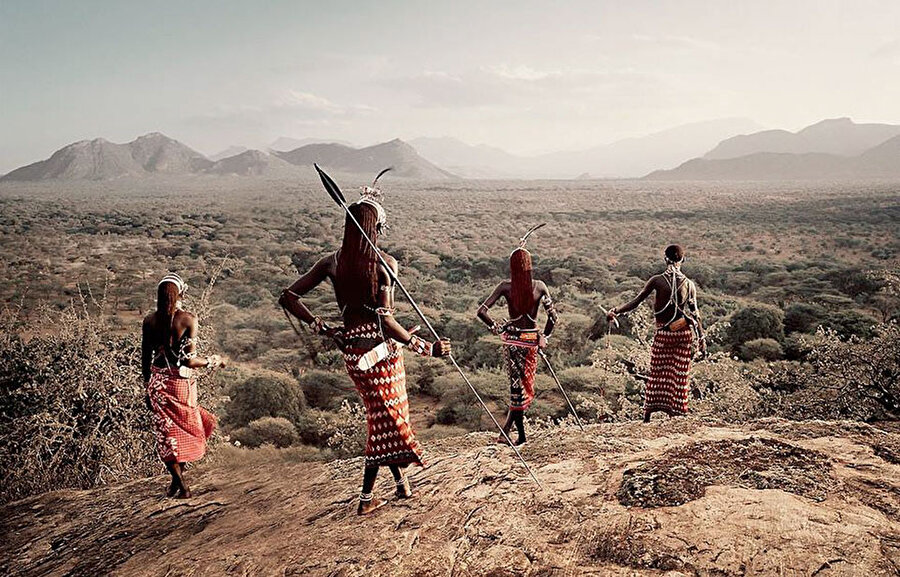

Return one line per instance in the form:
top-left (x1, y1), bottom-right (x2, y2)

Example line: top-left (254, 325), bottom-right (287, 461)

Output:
top-left (355, 167), bottom-right (391, 228)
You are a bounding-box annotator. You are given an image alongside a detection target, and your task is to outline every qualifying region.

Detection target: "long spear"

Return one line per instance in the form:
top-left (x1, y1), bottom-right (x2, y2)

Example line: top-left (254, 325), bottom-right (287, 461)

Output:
top-left (314, 164), bottom-right (542, 488)
top-left (537, 349), bottom-right (585, 432)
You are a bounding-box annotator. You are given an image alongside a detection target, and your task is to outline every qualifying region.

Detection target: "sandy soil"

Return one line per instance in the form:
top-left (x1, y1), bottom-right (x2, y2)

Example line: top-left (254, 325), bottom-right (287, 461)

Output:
top-left (2, 417), bottom-right (899, 576)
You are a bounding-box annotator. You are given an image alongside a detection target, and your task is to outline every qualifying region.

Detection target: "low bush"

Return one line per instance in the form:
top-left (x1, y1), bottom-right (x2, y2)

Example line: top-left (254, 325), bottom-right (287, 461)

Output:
top-left (231, 416), bottom-right (298, 448)
top-left (226, 370), bottom-right (306, 428)
top-left (739, 338), bottom-right (784, 362)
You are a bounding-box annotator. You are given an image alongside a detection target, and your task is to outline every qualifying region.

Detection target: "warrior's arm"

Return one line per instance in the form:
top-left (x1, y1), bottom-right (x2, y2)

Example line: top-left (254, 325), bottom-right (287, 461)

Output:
top-left (376, 259), bottom-right (450, 356)
top-left (141, 318), bottom-right (153, 384)
top-left (538, 282), bottom-right (558, 337)
top-left (687, 281), bottom-right (706, 348)
top-left (279, 255), bottom-right (331, 327)
top-left (476, 282), bottom-right (507, 334)
top-left (612, 278), bottom-right (655, 316)
top-left (178, 315), bottom-right (222, 369)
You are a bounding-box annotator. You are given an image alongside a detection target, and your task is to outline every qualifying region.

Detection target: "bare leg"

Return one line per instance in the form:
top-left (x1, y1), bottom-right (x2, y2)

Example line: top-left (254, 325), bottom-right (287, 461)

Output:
top-left (643, 409), bottom-right (652, 423)
top-left (496, 411), bottom-right (515, 444)
top-left (513, 411), bottom-right (526, 445)
top-left (164, 462), bottom-right (179, 497)
top-left (166, 462), bottom-right (191, 498)
top-left (389, 465), bottom-right (412, 498)
top-left (357, 465), bottom-right (387, 515)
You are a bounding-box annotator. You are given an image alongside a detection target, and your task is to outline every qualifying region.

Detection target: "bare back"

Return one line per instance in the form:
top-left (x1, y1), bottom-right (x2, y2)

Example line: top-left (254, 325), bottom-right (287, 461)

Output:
top-left (296, 249), bottom-right (398, 332)
top-left (480, 280), bottom-right (551, 331)
top-left (141, 309), bottom-right (196, 370)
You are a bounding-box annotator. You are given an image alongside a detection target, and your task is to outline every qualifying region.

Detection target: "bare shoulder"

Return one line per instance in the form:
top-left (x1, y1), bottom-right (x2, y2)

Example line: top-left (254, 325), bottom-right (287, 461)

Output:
top-left (380, 252), bottom-right (399, 275)
top-left (535, 279), bottom-right (550, 293)
top-left (175, 309), bottom-right (197, 328)
top-left (319, 252), bottom-right (339, 273)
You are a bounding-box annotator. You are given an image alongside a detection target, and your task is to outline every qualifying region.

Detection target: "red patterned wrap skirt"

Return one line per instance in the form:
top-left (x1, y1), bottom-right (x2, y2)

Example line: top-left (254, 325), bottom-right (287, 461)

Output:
top-left (645, 325), bottom-right (694, 416)
top-left (147, 366), bottom-right (216, 463)
top-left (502, 336), bottom-right (538, 412)
top-left (342, 323), bottom-right (424, 468)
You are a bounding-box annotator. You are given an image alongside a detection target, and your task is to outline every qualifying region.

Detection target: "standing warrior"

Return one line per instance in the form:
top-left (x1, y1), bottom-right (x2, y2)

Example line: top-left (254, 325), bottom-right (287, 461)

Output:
top-left (279, 176), bottom-right (451, 516)
top-left (476, 225), bottom-right (558, 446)
top-left (607, 245), bottom-right (706, 422)
top-left (141, 273), bottom-right (224, 498)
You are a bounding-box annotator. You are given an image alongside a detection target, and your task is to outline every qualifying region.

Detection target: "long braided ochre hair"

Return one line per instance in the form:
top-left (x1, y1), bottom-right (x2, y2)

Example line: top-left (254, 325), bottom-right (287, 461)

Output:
top-left (509, 248), bottom-right (535, 315)
top-left (335, 202), bottom-right (380, 311)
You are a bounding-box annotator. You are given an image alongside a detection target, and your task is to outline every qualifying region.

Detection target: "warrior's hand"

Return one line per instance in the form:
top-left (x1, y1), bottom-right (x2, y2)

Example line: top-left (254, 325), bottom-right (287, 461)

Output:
top-left (207, 354), bottom-right (225, 368)
top-left (538, 334), bottom-right (548, 349)
top-left (606, 308), bottom-right (618, 322)
top-left (502, 322), bottom-right (520, 335)
top-left (698, 336), bottom-right (708, 357)
top-left (432, 338), bottom-right (452, 357)
top-left (323, 326), bottom-right (346, 351)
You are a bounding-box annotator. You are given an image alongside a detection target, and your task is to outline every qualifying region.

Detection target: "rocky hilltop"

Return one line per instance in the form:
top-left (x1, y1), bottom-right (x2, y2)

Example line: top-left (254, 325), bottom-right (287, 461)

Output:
top-left (2, 417), bottom-right (898, 576)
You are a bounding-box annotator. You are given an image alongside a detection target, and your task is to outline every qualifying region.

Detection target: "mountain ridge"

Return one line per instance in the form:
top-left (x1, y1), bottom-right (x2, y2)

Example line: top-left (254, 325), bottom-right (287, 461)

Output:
top-left (646, 133), bottom-right (900, 180)
top-left (1, 133), bottom-right (210, 182)
top-left (704, 117), bottom-right (900, 160)
top-left (274, 138), bottom-right (457, 180)
top-left (2, 135), bottom-right (457, 182)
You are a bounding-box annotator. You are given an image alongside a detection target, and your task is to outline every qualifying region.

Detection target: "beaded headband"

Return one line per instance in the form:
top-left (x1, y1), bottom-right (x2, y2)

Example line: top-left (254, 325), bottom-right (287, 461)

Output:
top-left (354, 167), bottom-right (391, 228)
top-left (157, 272), bottom-right (187, 294)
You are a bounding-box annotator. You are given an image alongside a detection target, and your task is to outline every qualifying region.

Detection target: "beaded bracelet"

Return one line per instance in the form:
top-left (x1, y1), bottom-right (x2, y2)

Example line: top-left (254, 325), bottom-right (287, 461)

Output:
top-left (309, 316), bottom-right (326, 335)
top-left (407, 334), bottom-right (433, 357)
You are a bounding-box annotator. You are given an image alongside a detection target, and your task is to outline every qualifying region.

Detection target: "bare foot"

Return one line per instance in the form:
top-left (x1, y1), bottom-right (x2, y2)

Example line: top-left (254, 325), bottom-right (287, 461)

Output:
top-left (497, 433), bottom-right (512, 445)
top-left (514, 437), bottom-right (526, 446)
top-left (395, 478), bottom-right (412, 499)
top-left (357, 498), bottom-right (388, 515)
top-left (175, 488), bottom-right (192, 499)
top-left (166, 481), bottom-right (178, 498)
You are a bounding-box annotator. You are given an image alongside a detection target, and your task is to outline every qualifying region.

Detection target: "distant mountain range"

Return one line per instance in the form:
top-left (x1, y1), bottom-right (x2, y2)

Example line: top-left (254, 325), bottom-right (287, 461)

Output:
top-left (5, 117), bottom-right (900, 183)
top-left (646, 118), bottom-right (900, 180)
top-left (209, 145), bottom-right (249, 161)
top-left (274, 139), bottom-right (454, 180)
top-left (0, 134), bottom-right (455, 182)
top-left (411, 118), bottom-right (764, 179)
top-left (268, 136), bottom-right (355, 152)
top-left (1, 133), bottom-right (212, 181)
top-left (703, 118), bottom-right (900, 159)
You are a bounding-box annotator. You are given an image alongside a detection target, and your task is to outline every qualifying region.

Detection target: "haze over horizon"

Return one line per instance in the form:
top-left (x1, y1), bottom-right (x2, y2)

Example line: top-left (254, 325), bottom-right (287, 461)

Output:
top-left (3, 1), bottom-right (900, 173)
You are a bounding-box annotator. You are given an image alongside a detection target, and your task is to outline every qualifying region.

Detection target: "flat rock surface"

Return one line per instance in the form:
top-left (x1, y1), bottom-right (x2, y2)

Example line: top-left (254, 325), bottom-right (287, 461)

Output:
top-left (2, 418), bottom-right (899, 576)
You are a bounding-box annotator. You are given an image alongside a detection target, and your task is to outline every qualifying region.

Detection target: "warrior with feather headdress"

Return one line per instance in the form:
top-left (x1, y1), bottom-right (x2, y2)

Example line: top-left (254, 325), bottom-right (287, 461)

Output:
top-left (476, 224), bottom-right (558, 446)
top-left (279, 169), bottom-right (451, 516)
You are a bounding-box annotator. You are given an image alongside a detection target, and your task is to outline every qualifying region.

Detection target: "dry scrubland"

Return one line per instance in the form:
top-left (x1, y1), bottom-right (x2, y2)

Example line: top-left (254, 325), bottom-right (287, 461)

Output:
top-left (0, 177), bottom-right (898, 574)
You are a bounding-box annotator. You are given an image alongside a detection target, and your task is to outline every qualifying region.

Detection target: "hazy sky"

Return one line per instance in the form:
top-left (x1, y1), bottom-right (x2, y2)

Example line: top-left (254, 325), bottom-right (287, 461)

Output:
top-left (2, 0), bottom-right (900, 172)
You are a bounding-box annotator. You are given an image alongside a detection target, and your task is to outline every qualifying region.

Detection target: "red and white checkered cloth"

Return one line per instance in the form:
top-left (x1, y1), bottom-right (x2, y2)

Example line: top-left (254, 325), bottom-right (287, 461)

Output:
top-left (147, 366), bottom-right (216, 463)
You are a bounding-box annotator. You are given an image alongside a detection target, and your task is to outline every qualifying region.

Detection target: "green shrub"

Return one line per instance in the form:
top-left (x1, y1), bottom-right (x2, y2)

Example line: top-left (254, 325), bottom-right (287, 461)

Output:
top-left (784, 303), bottom-right (826, 334)
top-left (231, 417), bottom-right (298, 448)
top-left (226, 370), bottom-right (306, 428)
top-left (297, 369), bottom-right (354, 410)
top-left (727, 304), bottom-right (784, 347)
top-left (739, 338), bottom-right (784, 361)
top-left (824, 310), bottom-right (878, 340)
